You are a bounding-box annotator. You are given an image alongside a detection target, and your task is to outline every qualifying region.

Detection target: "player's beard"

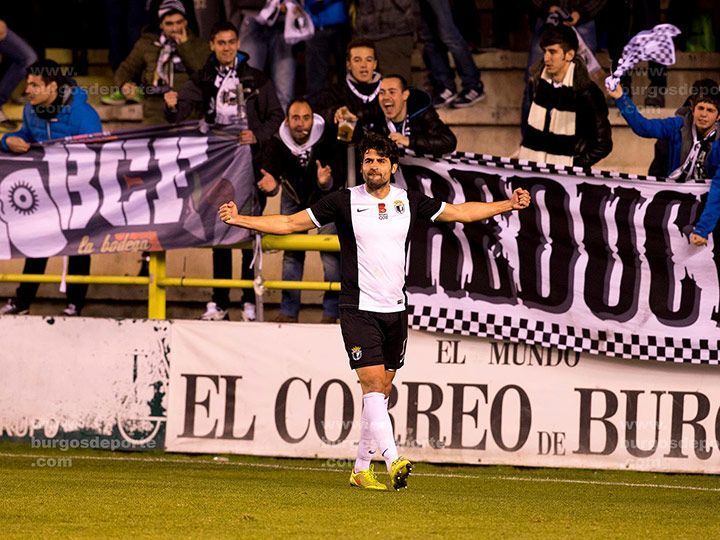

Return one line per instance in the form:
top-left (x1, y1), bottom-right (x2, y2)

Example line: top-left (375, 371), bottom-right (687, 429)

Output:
top-left (363, 169), bottom-right (391, 191)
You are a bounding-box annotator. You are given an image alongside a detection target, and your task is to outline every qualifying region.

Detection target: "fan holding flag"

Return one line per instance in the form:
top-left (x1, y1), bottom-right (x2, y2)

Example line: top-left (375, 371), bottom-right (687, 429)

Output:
top-left (607, 25), bottom-right (720, 247)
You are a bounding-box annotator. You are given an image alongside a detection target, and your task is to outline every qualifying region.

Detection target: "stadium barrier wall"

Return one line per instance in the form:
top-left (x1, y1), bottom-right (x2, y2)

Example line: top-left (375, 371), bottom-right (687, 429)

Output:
top-left (3, 316), bottom-right (719, 474)
top-left (0, 316), bottom-right (170, 451)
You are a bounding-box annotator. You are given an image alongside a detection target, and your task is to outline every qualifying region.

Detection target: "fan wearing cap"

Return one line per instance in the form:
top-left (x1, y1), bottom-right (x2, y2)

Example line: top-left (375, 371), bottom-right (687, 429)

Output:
top-left (111, 0), bottom-right (208, 123)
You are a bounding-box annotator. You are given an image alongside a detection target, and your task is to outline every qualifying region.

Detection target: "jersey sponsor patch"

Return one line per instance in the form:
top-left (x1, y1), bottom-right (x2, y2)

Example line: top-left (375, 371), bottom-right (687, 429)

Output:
top-left (378, 203), bottom-right (388, 220)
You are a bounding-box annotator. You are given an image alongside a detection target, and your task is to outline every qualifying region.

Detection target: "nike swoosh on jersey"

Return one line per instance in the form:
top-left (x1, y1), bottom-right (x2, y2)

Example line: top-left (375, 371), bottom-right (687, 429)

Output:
top-left (356, 208), bottom-right (369, 212)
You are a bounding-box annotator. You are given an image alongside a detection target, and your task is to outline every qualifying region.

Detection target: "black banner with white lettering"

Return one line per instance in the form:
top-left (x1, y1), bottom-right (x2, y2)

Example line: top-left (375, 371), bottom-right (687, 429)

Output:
top-left (396, 153), bottom-right (720, 365)
top-left (0, 124), bottom-right (256, 259)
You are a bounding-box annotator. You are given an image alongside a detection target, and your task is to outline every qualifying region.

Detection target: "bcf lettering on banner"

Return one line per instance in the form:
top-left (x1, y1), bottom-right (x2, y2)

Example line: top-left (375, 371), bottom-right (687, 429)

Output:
top-left (0, 124), bottom-right (256, 260)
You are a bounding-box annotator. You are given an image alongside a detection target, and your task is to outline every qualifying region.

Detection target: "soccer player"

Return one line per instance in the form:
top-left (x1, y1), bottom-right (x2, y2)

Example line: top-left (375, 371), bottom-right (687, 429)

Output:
top-left (218, 133), bottom-right (531, 490)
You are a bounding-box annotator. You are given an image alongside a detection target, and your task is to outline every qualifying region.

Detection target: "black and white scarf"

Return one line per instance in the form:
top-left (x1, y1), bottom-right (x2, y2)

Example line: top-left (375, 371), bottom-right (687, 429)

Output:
top-left (605, 24), bottom-right (681, 92)
top-left (212, 59), bottom-right (240, 125)
top-left (668, 124), bottom-right (718, 181)
top-left (387, 118), bottom-right (410, 138)
top-left (519, 62), bottom-right (577, 166)
top-left (154, 33), bottom-right (185, 88)
top-left (346, 72), bottom-right (382, 104)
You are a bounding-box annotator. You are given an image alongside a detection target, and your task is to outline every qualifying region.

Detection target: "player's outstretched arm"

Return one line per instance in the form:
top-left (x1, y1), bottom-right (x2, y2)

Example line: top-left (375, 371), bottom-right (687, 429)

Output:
top-left (437, 188), bottom-right (531, 223)
top-left (218, 201), bottom-right (316, 235)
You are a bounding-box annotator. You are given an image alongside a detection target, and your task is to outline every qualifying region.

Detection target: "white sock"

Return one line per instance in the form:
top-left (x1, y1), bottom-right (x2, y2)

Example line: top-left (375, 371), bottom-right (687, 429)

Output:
top-left (362, 392), bottom-right (398, 472)
top-left (353, 395), bottom-right (390, 473)
top-left (354, 412), bottom-right (376, 473)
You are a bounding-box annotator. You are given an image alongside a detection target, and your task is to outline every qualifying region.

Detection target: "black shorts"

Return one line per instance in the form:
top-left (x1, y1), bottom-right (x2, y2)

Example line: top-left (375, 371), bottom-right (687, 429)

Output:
top-left (339, 307), bottom-right (408, 371)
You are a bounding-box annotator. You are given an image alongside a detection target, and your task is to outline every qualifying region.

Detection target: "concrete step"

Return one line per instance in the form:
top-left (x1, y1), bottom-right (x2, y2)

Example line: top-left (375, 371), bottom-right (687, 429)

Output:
top-left (411, 50), bottom-right (720, 110)
top-left (448, 124), bottom-right (657, 175)
top-left (438, 104), bottom-right (677, 126)
top-left (411, 49), bottom-right (720, 71)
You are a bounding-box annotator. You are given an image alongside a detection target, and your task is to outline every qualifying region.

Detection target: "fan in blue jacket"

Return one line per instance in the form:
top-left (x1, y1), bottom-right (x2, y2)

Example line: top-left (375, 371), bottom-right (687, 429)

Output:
top-left (0, 59), bottom-right (102, 317)
top-left (1, 67), bottom-right (101, 151)
top-left (609, 83), bottom-right (720, 246)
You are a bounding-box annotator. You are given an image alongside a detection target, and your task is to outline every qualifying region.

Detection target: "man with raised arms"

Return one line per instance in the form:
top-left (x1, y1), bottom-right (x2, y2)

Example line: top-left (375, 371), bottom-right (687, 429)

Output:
top-left (219, 133), bottom-right (531, 490)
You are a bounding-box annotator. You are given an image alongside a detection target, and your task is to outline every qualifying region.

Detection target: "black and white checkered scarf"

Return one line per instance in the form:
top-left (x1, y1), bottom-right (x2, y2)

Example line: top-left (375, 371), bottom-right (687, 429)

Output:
top-left (605, 24), bottom-right (681, 91)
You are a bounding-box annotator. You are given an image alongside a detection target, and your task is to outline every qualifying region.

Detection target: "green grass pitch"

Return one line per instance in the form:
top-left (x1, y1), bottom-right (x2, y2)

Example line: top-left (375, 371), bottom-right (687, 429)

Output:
top-left (2, 442), bottom-right (719, 538)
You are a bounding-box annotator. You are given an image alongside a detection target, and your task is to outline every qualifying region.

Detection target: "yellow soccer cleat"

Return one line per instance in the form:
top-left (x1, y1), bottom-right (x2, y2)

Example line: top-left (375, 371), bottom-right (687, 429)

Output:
top-left (349, 465), bottom-right (388, 491)
top-left (389, 456), bottom-right (413, 490)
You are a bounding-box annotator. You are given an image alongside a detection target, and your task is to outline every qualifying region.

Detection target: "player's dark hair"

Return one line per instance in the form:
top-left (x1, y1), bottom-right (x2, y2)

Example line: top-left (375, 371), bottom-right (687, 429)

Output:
top-left (210, 20), bottom-right (238, 40)
top-left (382, 74), bottom-right (408, 91)
top-left (359, 133), bottom-right (399, 166)
top-left (346, 38), bottom-right (377, 60)
top-left (539, 24), bottom-right (578, 53)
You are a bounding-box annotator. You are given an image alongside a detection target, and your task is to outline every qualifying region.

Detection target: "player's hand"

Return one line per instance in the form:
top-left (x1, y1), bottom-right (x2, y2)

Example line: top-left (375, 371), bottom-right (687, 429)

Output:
top-left (257, 168), bottom-right (278, 193)
top-left (121, 82), bottom-right (138, 100)
top-left (164, 91), bottom-right (178, 109)
top-left (6, 136), bottom-right (30, 153)
top-left (239, 130), bottom-right (257, 145)
top-left (388, 132), bottom-right (410, 147)
top-left (511, 188), bottom-right (531, 210)
top-left (607, 82), bottom-right (624, 100)
top-left (219, 200), bottom-right (240, 225)
top-left (334, 106), bottom-right (357, 124)
top-left (690, 233), bottom-right (708, 247)
top-left (0, 20), bottom-right (7, 41)
top-left (316, 160), bottom-right (333, 187)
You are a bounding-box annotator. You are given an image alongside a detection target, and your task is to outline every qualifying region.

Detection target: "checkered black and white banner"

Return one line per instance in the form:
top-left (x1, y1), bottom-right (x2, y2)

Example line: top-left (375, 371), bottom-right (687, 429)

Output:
top-left (397, 153), bottom-right (720, 365)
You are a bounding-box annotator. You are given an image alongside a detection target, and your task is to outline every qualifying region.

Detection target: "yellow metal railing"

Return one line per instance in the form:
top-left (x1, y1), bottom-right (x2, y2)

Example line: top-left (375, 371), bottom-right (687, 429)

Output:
top-left (0, 234), bottom-right (341, 320)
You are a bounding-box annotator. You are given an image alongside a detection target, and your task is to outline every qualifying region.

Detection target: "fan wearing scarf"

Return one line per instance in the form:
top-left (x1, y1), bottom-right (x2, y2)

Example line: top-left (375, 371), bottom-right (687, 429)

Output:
top-left (373, 74), bottom-right (456, 156)
top-left (308, 38), bottom-right (385, 142)
top-left (259, 98), bottom-right (342, 323)
top-left (519, 24), bottom-right (612, 167)
top-left (112, 0), bottom-right (208, 124)
top-left (609, 83), bottom-right (720, 246)
top-left (165, 20), bottom-right (284, 321)
top-left (0, 59), bottom-right (102, 317)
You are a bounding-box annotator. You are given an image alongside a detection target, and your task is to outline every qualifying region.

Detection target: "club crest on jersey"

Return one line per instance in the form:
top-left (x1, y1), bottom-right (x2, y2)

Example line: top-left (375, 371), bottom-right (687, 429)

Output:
top-left (377, 203), bottom-right (388, 220)
top-left (351, 346), bottom-right (362, 361)
top-left (393, 200), bottom-right (405, 214)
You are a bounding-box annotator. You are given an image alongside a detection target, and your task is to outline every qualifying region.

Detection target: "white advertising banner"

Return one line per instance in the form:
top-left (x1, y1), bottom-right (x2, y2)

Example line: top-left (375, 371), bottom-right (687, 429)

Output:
top-left (166, 321), bottom-right (720, 474)
top-left (0, 317), bottom-right (170, 449)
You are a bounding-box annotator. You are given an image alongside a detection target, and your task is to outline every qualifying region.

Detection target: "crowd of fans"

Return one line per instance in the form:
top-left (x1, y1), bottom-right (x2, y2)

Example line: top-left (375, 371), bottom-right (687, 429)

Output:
top-left (0, 0), bottom-right (718, 320)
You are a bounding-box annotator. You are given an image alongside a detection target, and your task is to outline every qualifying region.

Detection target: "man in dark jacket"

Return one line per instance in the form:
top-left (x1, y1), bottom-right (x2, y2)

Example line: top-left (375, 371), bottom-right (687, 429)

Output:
top-left (165, 20), bottom-right (284, 321)
top-left (260, 98), bottom-right (342, 323)
top-left (519, 24), bottom-right (611, 168)
top-left (374, 74), bottom-right (456, 155)
top-left (308, 39), bottom-right (385, 142)
top-left (110, 0), bottom-right (208, 124)
top-left (0, 60), bottom-right (102, 317)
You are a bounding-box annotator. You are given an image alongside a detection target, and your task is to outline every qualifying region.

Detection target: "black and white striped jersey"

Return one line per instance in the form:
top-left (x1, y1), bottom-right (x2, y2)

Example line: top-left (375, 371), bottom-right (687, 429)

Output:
top-left (307, 184), bottom-right (445, 312)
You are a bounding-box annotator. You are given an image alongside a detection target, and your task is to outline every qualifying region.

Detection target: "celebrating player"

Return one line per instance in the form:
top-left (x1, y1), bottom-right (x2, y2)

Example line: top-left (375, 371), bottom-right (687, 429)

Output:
top-left (219, 133), bottom-right (531, 490)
